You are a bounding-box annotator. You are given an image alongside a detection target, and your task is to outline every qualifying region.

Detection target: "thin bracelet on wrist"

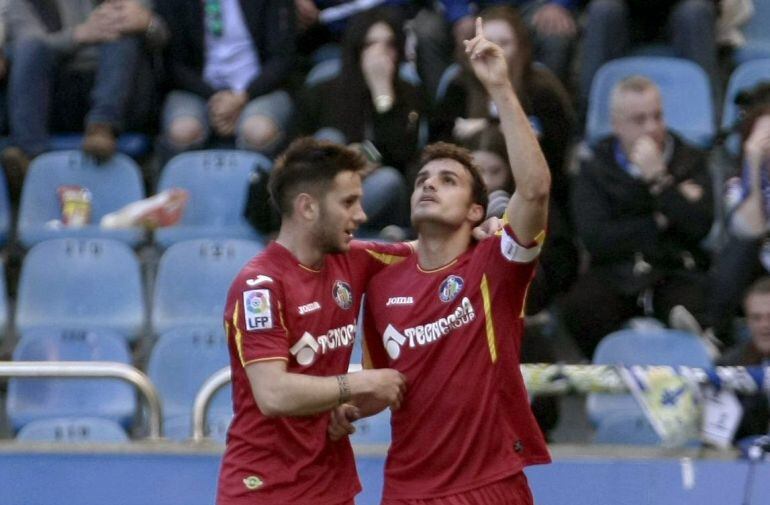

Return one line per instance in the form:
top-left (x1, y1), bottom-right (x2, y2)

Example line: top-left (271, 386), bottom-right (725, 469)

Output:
top-left (336, 374), bottom-right (351, 405)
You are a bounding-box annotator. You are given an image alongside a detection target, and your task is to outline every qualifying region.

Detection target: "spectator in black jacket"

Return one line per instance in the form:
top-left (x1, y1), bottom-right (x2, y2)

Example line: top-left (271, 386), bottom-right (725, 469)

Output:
top-left (561, 75), bottom-right (714, 357)
top-left (157, 0), bottom-right (295, 156)
top-left (718, 277), bottom-right (770, 443)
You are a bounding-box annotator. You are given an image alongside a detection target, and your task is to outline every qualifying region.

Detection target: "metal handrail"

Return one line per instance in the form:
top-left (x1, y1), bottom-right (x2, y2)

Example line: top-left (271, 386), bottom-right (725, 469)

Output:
top-left (190, 363), bottom-right (361, 441)
top-left (191, 366), bottom-right (231, 442)
top-left (190, 364), bottom-right (770, 441)
top-left (0, 361), bottom-right (163, 439)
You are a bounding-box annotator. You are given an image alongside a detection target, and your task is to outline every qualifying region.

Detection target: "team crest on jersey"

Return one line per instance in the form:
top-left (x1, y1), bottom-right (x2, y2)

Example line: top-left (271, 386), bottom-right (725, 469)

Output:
top-left (439, 275), bottom-right (464, 302)
top-left (332, 280), bottom-right (353, 310)
top-left (243, 289), bottom-right (273, 330)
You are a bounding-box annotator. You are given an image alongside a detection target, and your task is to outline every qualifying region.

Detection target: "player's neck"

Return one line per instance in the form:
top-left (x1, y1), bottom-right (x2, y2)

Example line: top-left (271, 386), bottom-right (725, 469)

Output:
top-left (276, 227), bottom-right (325, 270)
top-left (416, 226), bottom-right (472, 271)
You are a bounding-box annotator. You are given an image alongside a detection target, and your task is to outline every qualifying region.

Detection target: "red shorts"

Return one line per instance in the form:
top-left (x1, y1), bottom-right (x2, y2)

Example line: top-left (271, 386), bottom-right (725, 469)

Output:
top-left (381, 472), bottom-right (534, 505)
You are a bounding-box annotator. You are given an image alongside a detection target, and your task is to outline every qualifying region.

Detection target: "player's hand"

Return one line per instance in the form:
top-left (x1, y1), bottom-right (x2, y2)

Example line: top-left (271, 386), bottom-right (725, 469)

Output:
top-left (464, 18), bottom-right (509, 91)
top-left (629, 135), bottom-right (665, 183)
top-left (473, 215), bottom-right (504, 240)
top-left (328, 403), bottom-right (360, 441)
top-left (349, 368), bottom-right (406, 410)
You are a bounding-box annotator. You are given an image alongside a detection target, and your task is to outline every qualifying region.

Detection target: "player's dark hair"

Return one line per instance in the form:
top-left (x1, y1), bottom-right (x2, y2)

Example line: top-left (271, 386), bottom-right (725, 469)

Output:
top-left (420, 142), bottom-right (489, 215)
top-left (269, 137), bottom-right (367, 216)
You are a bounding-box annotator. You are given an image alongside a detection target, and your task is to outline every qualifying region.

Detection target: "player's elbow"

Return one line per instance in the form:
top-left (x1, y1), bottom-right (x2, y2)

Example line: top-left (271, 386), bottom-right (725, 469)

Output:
top-left (253, 390), bottom-right (289, 417)
top-left (520, 170), bottom-right (551, 203)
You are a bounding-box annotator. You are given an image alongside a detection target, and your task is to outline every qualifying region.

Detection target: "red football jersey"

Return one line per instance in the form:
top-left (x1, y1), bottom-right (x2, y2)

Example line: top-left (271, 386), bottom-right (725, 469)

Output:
top-left (217, 240), bottom-right (412, 505)
top-left (364, 226), bottom-right (551, 500)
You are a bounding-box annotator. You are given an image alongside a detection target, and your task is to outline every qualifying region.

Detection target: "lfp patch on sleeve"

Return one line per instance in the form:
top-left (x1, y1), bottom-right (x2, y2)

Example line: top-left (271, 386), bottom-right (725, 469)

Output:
top-left (243, 289), bottom-right (273, 331)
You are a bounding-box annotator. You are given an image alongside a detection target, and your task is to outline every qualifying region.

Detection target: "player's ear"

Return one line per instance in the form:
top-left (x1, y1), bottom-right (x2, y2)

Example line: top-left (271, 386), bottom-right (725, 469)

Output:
top-left (295, 193), bottom-right (320, 221)
top-left (467, 202), bottom-right (485, 225)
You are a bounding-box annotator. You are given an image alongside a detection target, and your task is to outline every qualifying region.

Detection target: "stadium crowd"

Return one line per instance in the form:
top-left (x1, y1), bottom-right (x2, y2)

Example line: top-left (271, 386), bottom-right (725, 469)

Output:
top-left (0, 0), bottom-right (768, 447)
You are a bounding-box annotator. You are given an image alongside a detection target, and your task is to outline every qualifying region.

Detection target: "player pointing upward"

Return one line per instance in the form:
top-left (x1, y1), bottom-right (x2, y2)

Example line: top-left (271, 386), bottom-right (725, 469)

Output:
top-left (357, 18), bottom-right (552, 504)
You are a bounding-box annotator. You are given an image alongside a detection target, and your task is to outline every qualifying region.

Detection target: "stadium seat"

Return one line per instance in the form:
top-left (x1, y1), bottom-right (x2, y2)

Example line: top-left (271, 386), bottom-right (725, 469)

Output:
top-left (151, 239), bottom-right (263, 335)
top-left (435, 63), bottom-right (461, 102)
top-left (15, 238), bottom-right (146, 341)
top-left (0, 170), bottom-right (10, 246)
top-left (49, 133), bottom-right (152, 160)
top-left (350, 408), bottom-right (391, 445)
top-left (154, 150), bottom-right (268, 248)
top-left (721, 58), bottom-right (770, 154)
top-left (6, 328), bottom-right (136, 432)
top-left (592, 412), bottom-right (660, 446)
top-left (17, 150), bottom-right (146, 248)
top-left (734, 0), bottom-right (770, 64)
top-left (304, 58), bottom-right (421, 88)
top-left (585, 57), bottom-right (715, 148)
top-left (146, 326), bottom-right (232, 441)
top-left (587, 328), bottom-right (713, 445)
top-left (16, 417), bottom-right (129, 443)
top-left (0, 263), bottom-right (8, 341)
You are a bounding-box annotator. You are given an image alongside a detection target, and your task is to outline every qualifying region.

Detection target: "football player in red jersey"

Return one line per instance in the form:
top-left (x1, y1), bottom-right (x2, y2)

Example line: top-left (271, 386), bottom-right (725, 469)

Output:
top-left (216, 138), bottom-right (412, 505)
top-left (342, 18), bottom-right (553, 505)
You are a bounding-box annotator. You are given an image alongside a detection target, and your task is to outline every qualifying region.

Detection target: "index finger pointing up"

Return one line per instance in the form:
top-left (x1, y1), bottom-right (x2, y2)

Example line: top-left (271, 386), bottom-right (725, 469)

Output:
top-left (476, 16), bottom-right (483, 38)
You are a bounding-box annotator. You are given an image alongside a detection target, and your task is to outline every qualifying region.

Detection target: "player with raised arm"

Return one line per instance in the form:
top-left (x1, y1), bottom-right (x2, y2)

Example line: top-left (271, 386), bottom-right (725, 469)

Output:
top-left (349, 18), bottom-right (552, 504)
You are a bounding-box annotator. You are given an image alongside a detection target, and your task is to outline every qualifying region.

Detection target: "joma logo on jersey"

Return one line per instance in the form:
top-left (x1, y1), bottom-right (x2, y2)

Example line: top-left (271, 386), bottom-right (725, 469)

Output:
top-left (243, 289), bottom-right (273, 330)
top-left (383, 297), bottom-right (476, 359)
top-left (386, 296), bottom-right (414, 306)
top-left (298, 301), bottom-right (321, 315)
top-left (289, 324), bottom-right (356, 366)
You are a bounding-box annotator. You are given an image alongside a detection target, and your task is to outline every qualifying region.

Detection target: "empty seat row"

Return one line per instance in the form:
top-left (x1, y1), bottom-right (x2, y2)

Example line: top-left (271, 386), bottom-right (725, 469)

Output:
top-left (14, 237), bottom-right (263, 342)
top-left (2, 149), bottom-right (270, 249)
top-left (7, 325), bottom-right (232, 442)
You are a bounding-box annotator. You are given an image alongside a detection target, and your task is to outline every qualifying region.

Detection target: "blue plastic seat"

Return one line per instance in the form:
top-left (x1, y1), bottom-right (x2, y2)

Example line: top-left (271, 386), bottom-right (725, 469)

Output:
top-left (304, 58), bottom-right (421, 87)
top-left (49, 133), bottom-right (152, 160)
top-left (151, 239), bottom-right (263, 335)
top-left (0, 170), bottom-right (10, 247)
top-left (17, 150), bottom-right (146, 248)
top-left (734, 0), bottom-right (770, 64)
top-left (586, 57), bottom-right (715, 148)
top-left (6, 328), bottom-right (136, 432)
top-left (154, 150), bottom-right (269, 248)
top-left (350, 409), bottom-right (391, 444)
top-left (721, 59), bottom-right (770, 154)
top-left (15, 238), bottom-right (146, 341)
top-left (146, 326), bottom-right (232, 441)
top-left (587, 328), bottom-right (712, 445)
top-left (435, 63), bottom-right (462, 102)
top-left (16, 417), bottom-right (129, 443)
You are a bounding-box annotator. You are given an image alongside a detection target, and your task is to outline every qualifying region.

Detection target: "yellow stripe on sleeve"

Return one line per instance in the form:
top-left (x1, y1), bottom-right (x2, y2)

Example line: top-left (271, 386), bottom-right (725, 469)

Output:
top-left (480, 274), bottom-right (498, 363)
top-left (233, 300), bottom-right (246, 366)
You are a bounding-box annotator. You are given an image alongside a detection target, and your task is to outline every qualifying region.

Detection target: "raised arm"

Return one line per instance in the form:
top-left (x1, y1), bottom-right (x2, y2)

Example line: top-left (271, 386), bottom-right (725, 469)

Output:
top-left (464, 18), bottom-right (550, 244)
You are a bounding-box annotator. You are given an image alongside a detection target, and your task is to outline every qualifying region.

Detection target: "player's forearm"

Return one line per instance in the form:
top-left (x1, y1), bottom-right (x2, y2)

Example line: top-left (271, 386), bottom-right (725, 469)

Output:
top-left (254, 372), bottom-right (343, 417)
top-left (491, 84), bottom-right (551, 205)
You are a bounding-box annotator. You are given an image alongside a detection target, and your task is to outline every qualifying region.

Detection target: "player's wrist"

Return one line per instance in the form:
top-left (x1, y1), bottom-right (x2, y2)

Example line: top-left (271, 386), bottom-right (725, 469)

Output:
top-left (336, 374), bottom-right (351, 405)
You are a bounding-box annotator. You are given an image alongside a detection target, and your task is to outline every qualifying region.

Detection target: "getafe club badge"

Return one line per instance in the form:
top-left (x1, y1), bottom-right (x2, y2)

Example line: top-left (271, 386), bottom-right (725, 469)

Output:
top-left (332, 280), bottom-right (353, 310)
top-left (243, 289), bottom-right (273, 330)
top-left (439, 275), bottom-right (464, 303)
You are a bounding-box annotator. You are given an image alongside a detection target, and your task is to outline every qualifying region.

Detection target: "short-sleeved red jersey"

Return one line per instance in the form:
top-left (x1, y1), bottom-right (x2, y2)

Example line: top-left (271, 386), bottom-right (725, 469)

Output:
top-left (364, 226), bottom-right (551, 500)
top-left (217, 240), bottom-right (412, 505)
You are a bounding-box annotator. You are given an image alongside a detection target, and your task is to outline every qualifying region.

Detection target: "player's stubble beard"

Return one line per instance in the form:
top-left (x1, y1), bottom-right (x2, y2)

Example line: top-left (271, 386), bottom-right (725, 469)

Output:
top-left (314, 201), bottom-right (348, 255)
